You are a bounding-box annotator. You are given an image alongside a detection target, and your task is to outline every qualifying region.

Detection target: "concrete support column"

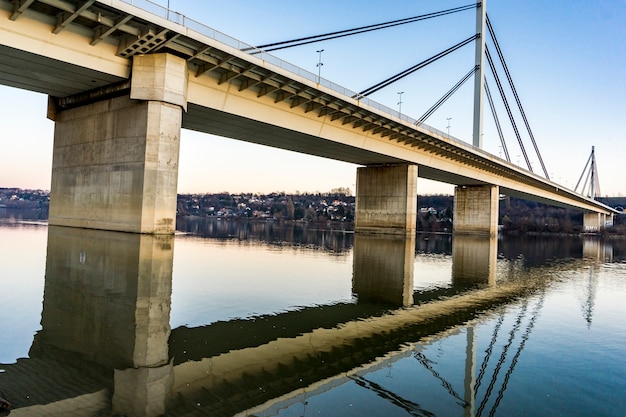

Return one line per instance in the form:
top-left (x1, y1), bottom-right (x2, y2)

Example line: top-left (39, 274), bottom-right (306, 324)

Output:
top-left (355, 164), bottom-right (418, 236)
top-left (583, 212), bottom-right (612, 232)
top-left (49, 53), bottom-right (188, 234)
top-left (453, 185), bottom-right (499, 237)
top-left (583, 212), bottom-right (601, 232)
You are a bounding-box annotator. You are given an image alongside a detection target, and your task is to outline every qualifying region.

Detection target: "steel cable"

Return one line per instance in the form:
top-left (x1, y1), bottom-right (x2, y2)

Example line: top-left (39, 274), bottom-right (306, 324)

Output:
top-left (246, 3), bottom-right (478, 52)
top-left (486, 15), bottom-right (550, 179)
top-left (485, 45), bottom-right (533, 171)
top-left (357, 34), bottom-right (478, 98)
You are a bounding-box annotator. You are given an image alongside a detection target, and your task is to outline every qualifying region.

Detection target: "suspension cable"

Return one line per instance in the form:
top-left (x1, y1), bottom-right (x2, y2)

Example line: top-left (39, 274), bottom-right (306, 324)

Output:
top-left (357, 34), bottom-right (478, 98)
top-left (416, 65), bottom-right (478, 126)
top-left (246, 3), bottom-right (478, 52)
top-left (485, 45), bottom-right (533, 172)
top-left (484, 78), bottom-right (511, 162)
top-left (486, 15), bottom-right (550, 179)
top-left (574, 152), bottom-right (592, 191)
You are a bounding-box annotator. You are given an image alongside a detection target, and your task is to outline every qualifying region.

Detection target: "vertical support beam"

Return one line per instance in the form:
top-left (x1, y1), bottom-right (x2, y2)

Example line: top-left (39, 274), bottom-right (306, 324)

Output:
top-left (583, 212), bottom-right (601, 232)
top-left (453, 185), bottom-right (499, 236)
top-left (583, 212), bottom-right (611, 232)
top-left (589, 146), bottom-right (596, 198)
top-left (472, 0), bottom-right (486, 148)
top-left (352, 233), bottom-right (415, 306)
top-left (49, 53), bottom-right (188, 234)
top-left (355, 164), bottom-right (418, 236)
top-left (607, 213), bottom-right (614, 227)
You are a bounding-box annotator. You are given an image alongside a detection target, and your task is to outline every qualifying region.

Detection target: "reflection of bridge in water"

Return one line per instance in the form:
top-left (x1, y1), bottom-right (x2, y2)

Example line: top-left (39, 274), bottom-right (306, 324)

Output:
top-left (1, 226), bottom-right (614, 416)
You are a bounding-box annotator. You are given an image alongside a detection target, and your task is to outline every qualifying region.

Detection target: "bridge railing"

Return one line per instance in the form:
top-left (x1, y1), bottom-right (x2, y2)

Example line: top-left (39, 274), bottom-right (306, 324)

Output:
top-left (118, 0), bottom-right (465, 147)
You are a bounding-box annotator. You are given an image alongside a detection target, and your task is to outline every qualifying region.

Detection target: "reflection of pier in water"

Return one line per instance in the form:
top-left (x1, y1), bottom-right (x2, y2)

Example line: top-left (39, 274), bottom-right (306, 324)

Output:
top-left (1, 227), bottom-right (614, 416)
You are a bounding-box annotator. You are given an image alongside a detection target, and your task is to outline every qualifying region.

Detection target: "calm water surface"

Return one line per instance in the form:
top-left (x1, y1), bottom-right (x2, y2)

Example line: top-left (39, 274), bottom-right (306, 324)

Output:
top-left (1, 213), bottom-right (625, 417)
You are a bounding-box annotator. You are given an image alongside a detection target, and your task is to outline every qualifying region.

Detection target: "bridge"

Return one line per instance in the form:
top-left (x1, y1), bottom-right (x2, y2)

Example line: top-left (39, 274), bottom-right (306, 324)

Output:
top-left (0, 0), bottom-right (616, 235)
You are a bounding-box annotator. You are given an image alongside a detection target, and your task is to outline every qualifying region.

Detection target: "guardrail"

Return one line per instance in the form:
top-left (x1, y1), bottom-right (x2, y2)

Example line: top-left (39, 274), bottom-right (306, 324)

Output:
top-left (118, 0), bottom-right (466, 146)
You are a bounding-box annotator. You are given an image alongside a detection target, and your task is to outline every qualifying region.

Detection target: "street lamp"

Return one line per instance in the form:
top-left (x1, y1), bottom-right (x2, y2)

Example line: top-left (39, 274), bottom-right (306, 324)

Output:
top-left (316, 49), bottom-right (324, 83)
top-left (446, 117), bottom-right (452, 136)
top-left (397, 91), bottom-right (404, 115)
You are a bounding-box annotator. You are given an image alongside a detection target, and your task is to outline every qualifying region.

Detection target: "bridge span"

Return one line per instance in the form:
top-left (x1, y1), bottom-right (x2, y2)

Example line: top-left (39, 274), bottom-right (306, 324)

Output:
top-left (0, 0), bottom-right (616, 235)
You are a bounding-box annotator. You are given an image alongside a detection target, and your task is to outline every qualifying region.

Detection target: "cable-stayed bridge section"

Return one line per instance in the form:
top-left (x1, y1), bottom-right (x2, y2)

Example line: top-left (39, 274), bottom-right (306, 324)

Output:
top-left (0, 0), bottom-right (616, 235)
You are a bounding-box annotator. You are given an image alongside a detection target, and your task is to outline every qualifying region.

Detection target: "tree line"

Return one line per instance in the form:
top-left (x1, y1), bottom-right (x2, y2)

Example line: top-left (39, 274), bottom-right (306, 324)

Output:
top-left (2, 188), bottom-right (624, 235)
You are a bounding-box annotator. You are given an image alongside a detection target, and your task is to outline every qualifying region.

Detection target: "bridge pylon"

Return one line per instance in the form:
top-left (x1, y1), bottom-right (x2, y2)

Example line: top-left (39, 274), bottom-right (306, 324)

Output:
top-left (472, 0), bottom-right (486, 148)
top-left (575, 146), bottom-right (601, 199)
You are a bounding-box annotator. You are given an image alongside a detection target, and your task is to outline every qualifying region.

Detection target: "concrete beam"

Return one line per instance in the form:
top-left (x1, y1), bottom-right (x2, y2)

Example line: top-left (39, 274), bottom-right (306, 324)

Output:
top-left (453, 185), bottom-right (499, 237)
top-left (130, 53), bottom-right (188, 110)
top-left (355, 164), bottom-right (418, 236)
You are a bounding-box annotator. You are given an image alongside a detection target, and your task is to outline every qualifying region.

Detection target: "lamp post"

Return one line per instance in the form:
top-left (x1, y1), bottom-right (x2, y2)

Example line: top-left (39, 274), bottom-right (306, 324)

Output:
top-left (316, 49), bottom-right (324, 83)
top-left (397, 91), bottom-right (404, 116)
top-left (446, 117), bottom-right (452, 136)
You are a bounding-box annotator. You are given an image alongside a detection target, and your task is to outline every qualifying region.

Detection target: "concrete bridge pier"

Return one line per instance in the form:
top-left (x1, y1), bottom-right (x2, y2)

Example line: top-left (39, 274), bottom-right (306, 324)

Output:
top-left (453, 185), bottom-right (500, 237)
top-left (583, 212), bottom-right (613, 233)
top-left (354, 164), bottom-right (418, 236)
top-left (48, 53), bottom-right (188, 234)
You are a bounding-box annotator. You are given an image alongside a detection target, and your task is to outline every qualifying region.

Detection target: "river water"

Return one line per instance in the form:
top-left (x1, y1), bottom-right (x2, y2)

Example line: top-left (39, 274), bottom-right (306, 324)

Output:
top-left (1, 211), bottom-right (625, 417)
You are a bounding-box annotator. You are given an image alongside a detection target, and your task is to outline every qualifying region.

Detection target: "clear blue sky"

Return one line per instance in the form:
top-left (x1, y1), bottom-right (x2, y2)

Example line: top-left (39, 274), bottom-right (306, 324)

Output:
top-left (1, 0), bottom-right (624, 196)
